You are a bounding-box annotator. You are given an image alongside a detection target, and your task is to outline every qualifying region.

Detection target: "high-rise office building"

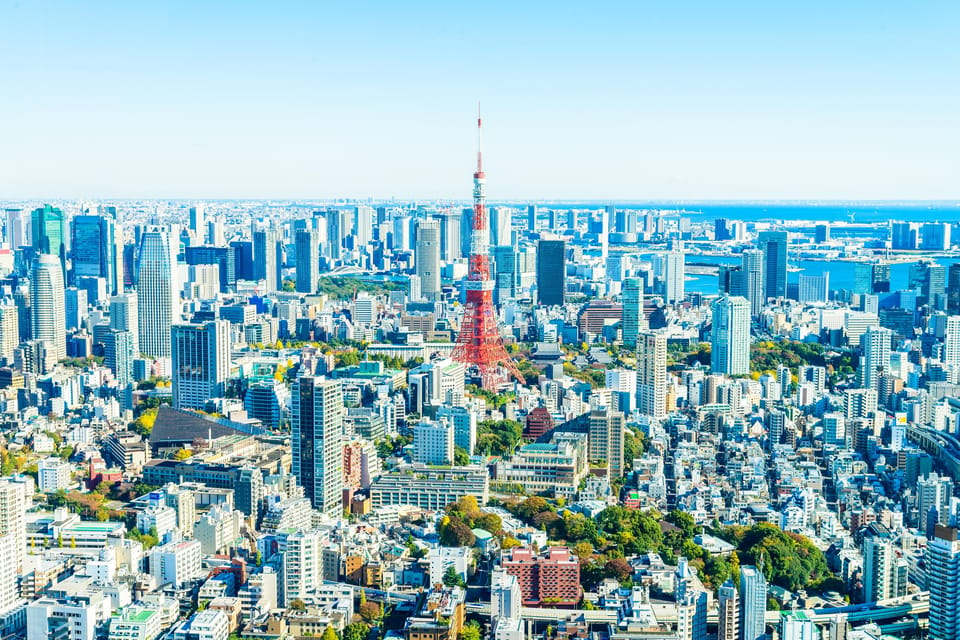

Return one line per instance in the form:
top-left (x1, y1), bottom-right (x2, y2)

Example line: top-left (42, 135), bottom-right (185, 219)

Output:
top-left (253, 229), bottom-right (283, 293)
top-left (717, 580), bottom-right (739, 640)
top-left (435, 210), bottom-right (462, 262)
top-left (0, 304), bottom-right (19, 363)
top-left (324, 209), bottom-right (343, 261)
top-left (527, 205), bottom-right (538, 233)
top-left (492, 246), bottom-right (518, 304)
top-left (799, 273), bottom-right (830, 304)
top-left (172, 320), bottom-right (231, 410)
top-left (71, 214), bottom-right (123, 295)
top-left (712, 296), bottom-right (751, 376)
top-left (353, 206), bottom-right (374, 248)
top-left (587, 407), bottom-right (625, 479)
top-left (413, 418), bottom-right (455, 466)
top-left (64, 287), bottom-right (87, 332)
top-left (948, 264), bottom-right (960, 315)
top-left (741, 249), bottom-right (766, 315)
top-left (861, 524), bottom-right (907, 603)
top-left (0, 479), bottom-right (26, 613)
top-left (5, 208), bottom-right (27, 249)
top-left (136, 227), bottom-right (178, 359)
top-left (622, 277), bottom-right (646, 347)
top-left (292, 377), bottom-right (344, 516)
top-left (636, 330), bottom-right (667, 419)
top-left (663, 251), bottom-right (685, 305)
top-left (294, 229), bottom-right (320, 294)
top-left (814, 224), bottom-right (831, 243)
top-left (490, 206), bottom-right (513, 248)
top-left (31, 205), bottom-right (67, 271)
top-left (921, 223), bottom-right (952, 251)
top-left (392, 216), bottom-right (413, 252)
top-left (30, 254), bottom-right (66, 362)
top-left (189, 206), bottom-right (206, 243)
top-left (758, 230), bottom-right (788, 299)
top-left (927, 525), bottom-right (960, 640)
top-left (739, 566), bottom-right (767, 640)
top-left (944, 316), bottom-right (960, 367)
top-left (861, 326), bottom-right (892, 391)
top-left (536, 238), bottom-right (566, 306)
top-left (104, 329), bottom-right (135, 386)
top-left (185, 245), bottom-right (235, 293)
top-left (110, 292), bottom-right (140, 356)
top-left (415, 218), bottom-right (441, 302)
top-left (891, 222), bottom-right (917, 250)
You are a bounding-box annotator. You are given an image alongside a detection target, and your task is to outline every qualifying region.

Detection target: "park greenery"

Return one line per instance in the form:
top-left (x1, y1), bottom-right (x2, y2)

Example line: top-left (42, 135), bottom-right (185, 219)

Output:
top-left (475, 419), bottom-right (523, 456)
top-left (498, 496), bottom-right (836, 595)
top-left (316, 276), bottom-right (403, 300)
top-left (439, 496), bottom-right (504, 547)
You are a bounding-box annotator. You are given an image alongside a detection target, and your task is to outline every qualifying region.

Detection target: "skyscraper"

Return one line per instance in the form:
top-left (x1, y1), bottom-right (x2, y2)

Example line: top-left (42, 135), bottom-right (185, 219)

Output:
top-left (353, 205), bottom-right (374, 248)
top-left (490, 206), bottom-right (513, 248)
top-left (798, 273), bottom-right (830, 304)
top-left (110, 292), bottom-right (140, 356)
top-left (434, 210), bottom-right (462, 262)
top-left (415, 218), bottom-right (441, 302)
top-left (5, 208), bottom-right (27, 249)
top-left (294, 229), bottom-right (320, 294)
top-left (253, 229), bottom-right (283, 293)
top-left (171, 320), bottom-right (231, 410)
top-left (636, 330), bottom-right (667, 419)
top-left (944, 316), bottom-right (960, 367)
top-left (189, 205), bottom-right (206, 243)
top-left (71, 214), bottom-right (123, 295)
top-left (663, 250), bottom-right (685, 305)
top-left (947, 264), bottom-right (960, 315)
top-left (718, 580), bottom-right (739, 640)
top-left (64, 287), bottom-right (87, 332)
top-left (927, 525), bottom-right (960, 640)
top-left (31, 204), bottom-right (67, 271)
top-left (739, 566), bottom-right (767, 640)
top-left (136, 227), bottom-right (178, 359)
top-left (0, 479), bottom-right (26, 613)
top-left (30, 254), bottom-right (66, 362)
top-left (861, 326), bottom-right (892, 391)
top-left (0, 304), bottom-right (19, 364)
top-left (536, 238), bottom-right (566, 306)
top-left (741, 249), bottom-right (766, 315)
top-left (324, 209), bottom-right (344, 261)
top-left (712, 296), bottom-right (751, 375)
top-left (758, 230), bottom-right (788, 300)
top-left (104, 329), bottom-right (135, 386)
top-left (921, 222), bottom-right (952, 251)
top-left (622, 277), bottom-right (646, 347)
top-left (587, 406), bottom-right (625, 479)
top-left (527, 204), bottom-right (538, 233)
top-left (861, 523), bottom-right (907, 603)
top-left (292, 377), bottom-right (344, 516)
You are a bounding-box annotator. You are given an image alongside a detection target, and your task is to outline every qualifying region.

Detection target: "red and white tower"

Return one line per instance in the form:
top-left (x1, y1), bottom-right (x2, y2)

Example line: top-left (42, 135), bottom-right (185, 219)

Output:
top-left (451, 110), bottom-right (524, 390)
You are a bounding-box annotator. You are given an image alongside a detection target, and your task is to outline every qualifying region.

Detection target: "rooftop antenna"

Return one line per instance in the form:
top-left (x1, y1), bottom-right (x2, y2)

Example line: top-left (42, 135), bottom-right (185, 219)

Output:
top-left (476, 102), bottom-right (483, 174)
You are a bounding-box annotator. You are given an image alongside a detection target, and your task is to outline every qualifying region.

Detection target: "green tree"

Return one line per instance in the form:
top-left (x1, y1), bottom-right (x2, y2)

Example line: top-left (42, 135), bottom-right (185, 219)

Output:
top-left (343, 623), bottom-right (369, 640)
top-left (289, 598), bottom-right (306, 611)
top-left (443, 565), bottom-right (466, 588)
top-left (454, 446), bottom-right (470, 466)
top-left (439, 516), bottom-right (476, 547)
top-left (461, 621), bottom-right (481, 640)
top-left (322, 625), bottom-right (339, 640)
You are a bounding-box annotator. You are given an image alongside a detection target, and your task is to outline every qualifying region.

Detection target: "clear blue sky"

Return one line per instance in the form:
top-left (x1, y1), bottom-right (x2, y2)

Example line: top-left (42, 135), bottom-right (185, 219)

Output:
top-left (1, 1), bottom-right (958, 201)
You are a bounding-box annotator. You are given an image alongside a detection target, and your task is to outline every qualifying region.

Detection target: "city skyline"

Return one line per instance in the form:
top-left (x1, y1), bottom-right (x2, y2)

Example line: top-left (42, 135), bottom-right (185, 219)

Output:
top-left (2, 1), bottom-right (958, 200)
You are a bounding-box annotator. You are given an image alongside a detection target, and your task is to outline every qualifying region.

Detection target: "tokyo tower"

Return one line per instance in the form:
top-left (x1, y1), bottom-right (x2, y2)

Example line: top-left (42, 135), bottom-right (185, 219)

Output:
top-left (451, 110), bottom-right (524, 390)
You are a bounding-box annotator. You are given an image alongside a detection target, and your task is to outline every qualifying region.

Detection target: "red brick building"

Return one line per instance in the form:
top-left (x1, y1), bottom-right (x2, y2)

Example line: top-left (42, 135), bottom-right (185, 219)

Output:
top-left (524, 407), bottom-right (555, 441)
top-left (501, 547), bottom-right (580, 607)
